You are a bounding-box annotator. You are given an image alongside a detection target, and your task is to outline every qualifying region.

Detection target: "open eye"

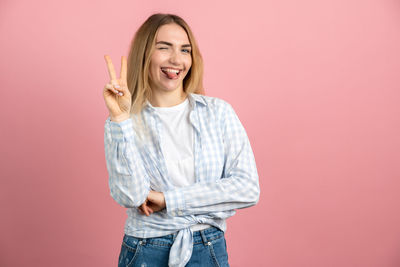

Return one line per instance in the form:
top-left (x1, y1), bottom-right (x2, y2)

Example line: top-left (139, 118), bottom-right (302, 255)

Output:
top-left (182, 49), bottom-right (191, 53)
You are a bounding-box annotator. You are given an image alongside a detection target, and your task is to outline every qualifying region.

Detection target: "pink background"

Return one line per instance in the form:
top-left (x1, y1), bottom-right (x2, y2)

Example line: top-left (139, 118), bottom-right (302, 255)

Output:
top-left (1, 0), bottom-right (400, 266)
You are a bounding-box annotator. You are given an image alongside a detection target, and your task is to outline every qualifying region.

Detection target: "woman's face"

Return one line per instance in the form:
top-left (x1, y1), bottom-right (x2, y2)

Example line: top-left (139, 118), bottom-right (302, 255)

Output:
top-left (149, 23), bottom-right (192, 94)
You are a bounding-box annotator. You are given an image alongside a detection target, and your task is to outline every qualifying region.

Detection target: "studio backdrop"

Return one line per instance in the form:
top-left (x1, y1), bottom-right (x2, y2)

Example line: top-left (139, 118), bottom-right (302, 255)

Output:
top-left (1, 0), bottom-right (400, 266)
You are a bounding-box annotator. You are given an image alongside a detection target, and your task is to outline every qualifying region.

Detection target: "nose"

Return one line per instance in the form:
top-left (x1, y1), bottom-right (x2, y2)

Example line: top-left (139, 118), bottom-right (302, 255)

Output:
top-left (168, 49), bottom-right (182, 66)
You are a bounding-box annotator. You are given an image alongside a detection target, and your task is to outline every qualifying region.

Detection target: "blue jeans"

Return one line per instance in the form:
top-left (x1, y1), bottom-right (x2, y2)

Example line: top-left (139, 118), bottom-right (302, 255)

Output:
top-left (118, 226), bottom-right (230, 267)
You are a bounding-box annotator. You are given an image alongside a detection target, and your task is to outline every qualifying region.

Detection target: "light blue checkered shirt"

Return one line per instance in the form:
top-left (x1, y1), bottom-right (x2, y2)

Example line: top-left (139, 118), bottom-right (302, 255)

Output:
top-left (104, 93), bottom-right (260, 267)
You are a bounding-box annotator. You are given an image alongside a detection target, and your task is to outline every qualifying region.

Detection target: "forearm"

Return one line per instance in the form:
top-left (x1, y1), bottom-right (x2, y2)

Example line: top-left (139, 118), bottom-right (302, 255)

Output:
top-left (104, 117), bottom-right (150, 208)
top-left (164, 176), bottom-right (259, 216)
top-left (164, 101), bottom-right (260, 216)
top-left (164, 141), bottom-right (259, 216)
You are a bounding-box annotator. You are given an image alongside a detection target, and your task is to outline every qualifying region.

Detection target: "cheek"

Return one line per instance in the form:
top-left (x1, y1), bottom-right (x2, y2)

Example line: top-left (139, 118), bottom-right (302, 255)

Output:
top-left (152, 64), bottom-right (159, 75)
top-left (149, 53), bottom-right (161, 69)
top-left (148, 64), bottom-right (155, 80)
top-left (149, 60), bottom-right (160, 78)
top-left (148, 68), bottom-right (159, 84)
top-left (185, 57), bottom-right (192, 71)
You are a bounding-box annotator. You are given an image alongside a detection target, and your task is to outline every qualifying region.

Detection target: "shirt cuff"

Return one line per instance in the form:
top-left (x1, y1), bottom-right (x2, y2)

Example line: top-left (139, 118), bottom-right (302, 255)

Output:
top-left (106, 117), bottom-right (134, 142)
top-left (163, 189), bottom-right (186, 216)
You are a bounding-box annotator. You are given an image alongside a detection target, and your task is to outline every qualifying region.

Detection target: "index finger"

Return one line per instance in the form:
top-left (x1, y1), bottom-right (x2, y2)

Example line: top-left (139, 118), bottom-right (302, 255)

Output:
top-left (120, 56), bottom-right (127, 83)
top-left (104, 55), bottom-right (117, 81)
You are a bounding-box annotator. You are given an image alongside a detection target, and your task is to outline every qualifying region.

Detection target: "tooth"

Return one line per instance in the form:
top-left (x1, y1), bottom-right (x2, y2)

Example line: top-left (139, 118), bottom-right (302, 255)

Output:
top-left (162, 68), bottom-right (179, 73)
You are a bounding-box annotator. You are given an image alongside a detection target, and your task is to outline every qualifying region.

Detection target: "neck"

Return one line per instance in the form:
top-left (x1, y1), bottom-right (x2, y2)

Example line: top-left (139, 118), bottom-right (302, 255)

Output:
top-left (149, 89), bottom-right (188, 107)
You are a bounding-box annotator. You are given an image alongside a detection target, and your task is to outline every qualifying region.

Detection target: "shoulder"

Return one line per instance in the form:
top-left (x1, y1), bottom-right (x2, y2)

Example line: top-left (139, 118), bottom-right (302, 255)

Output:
top-left (190, 93), bottom-right (233, 113)
top-left (190, 94), bottom-right (239, 132)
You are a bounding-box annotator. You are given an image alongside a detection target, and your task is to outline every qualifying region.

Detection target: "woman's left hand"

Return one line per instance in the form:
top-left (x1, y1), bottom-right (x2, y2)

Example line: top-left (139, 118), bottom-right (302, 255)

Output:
top-left (138, 191), bottom-right (166, 216)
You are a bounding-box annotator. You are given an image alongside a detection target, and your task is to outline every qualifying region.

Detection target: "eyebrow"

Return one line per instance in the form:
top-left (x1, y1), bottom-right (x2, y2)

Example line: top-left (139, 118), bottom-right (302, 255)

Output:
top-left (156, 41), bottom-right (191, 48)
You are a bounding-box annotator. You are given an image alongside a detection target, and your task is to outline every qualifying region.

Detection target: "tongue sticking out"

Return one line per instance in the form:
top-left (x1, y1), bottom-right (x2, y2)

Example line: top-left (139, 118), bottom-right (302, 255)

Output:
top-left (163, 69), bottom-right (179, 79)
top-left (166, 72), bottom-right (178, 79)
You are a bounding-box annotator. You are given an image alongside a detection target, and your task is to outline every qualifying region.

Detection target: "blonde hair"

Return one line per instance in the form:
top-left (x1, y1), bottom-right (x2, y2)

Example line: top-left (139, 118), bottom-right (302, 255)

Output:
top-left (127, 13), bottom-right (204, 115)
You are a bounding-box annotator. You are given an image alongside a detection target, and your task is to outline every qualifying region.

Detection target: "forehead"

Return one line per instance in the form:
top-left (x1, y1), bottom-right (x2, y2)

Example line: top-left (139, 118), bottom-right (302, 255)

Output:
top-left (155, 23), bottom-right (190, 44)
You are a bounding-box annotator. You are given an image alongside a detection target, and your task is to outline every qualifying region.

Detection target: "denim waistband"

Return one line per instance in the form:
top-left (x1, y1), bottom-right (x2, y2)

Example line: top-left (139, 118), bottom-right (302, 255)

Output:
top-left (123, 226), bottom-right (224, 247)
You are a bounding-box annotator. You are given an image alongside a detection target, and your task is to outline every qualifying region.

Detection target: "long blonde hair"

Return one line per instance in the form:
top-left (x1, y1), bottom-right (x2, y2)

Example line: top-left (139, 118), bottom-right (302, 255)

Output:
top-left (127, 13), bottom-right (204, 115)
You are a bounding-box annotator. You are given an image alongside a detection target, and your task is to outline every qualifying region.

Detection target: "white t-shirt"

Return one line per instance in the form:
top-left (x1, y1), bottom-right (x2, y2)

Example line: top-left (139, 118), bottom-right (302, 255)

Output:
top-left (153, 97), bottom-right (210, 232)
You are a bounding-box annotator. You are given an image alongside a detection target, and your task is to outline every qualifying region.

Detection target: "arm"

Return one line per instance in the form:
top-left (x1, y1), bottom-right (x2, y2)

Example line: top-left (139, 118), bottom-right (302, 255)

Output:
top-left (163, 102), bottom-right (260, 216)
top-left (104, 117), bottom-right (150, 208)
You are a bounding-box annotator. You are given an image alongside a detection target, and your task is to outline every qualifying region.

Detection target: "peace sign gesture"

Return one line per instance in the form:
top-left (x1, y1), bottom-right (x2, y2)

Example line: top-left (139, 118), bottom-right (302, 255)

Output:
top-left (103, 55), bottom-right (132, 122)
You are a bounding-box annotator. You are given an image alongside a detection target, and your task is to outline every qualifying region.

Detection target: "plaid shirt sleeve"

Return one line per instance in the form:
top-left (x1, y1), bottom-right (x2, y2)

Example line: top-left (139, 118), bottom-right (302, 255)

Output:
top-left (163, 102), bottom-right (260, 216)
top-left (104, 117), bottom-right (150, 208)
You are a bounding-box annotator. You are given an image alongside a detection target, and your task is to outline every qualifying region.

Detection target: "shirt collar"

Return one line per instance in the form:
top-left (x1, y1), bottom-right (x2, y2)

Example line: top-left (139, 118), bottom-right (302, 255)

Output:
top-left (145, 93), bottom-right (207, 112)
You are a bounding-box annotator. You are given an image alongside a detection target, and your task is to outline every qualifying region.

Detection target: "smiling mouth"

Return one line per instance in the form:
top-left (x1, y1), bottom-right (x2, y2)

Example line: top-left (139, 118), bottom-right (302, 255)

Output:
top-left (161, 68), bottom-right (181, 79)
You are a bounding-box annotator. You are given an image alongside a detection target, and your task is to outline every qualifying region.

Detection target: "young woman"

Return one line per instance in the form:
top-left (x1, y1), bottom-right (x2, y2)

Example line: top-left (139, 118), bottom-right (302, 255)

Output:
top-left (103, 13), bottom-right (260, 267)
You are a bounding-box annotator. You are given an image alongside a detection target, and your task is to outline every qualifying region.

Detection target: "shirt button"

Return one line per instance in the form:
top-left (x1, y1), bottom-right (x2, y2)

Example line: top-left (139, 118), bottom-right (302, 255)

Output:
top-left (178, 211), bottom-right (183, 216)
top-left (207, 242), bottom-right (211, 246)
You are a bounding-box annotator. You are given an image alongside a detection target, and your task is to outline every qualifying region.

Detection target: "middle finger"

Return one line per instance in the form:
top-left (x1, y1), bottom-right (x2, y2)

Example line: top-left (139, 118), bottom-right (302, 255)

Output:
top-left (120, 56), bottom-right (127, 85)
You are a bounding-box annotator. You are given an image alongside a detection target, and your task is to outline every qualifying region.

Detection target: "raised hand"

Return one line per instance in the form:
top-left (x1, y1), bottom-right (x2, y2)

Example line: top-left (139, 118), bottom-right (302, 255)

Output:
top-left (103, 55), bottom-right (132, 122)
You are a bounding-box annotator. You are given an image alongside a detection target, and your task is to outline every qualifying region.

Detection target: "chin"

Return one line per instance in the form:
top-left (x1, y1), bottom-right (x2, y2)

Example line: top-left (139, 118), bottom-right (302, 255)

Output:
top-left (159, 82), bottom-right (183, 92)
top-left (150, 77), bottom-right (185, 93)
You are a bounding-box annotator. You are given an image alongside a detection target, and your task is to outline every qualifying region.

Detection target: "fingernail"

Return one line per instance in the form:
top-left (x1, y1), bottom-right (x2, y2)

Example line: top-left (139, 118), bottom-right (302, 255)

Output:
top-left (114, 85), bottom-right (120, 89)
top-left (118, 92), bottom-right (123, 96)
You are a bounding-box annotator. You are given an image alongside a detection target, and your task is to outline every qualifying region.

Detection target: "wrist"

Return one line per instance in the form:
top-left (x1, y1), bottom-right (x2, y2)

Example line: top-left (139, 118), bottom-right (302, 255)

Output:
top-left (110, 114), bottom-right (130, 122)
